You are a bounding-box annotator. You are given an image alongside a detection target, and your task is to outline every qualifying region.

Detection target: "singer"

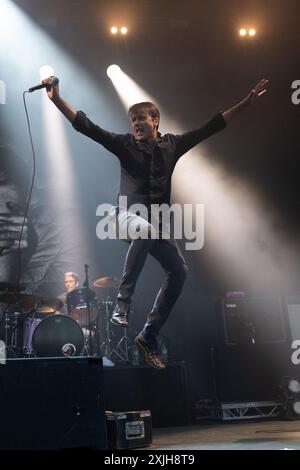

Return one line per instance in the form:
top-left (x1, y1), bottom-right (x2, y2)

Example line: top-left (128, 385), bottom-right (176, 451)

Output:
top-left (42, 75), bottom-right (268, 369)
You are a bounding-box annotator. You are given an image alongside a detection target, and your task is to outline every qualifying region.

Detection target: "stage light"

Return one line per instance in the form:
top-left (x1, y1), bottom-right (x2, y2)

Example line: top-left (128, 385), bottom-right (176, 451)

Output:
top-left (120, 26), bottom-right (128, 35)
top-left (287, 378), bottom-right (300, 394)
top-left (249, 28), bottom-right (256, 36)
top-left (106, 65), bottom-right (156, 108)
top-left (282, 377), bottom-right (300, 419)
top-left (107, 64), bottom-right (122, 79)
top-left (39, 65), bottom-right (54, 81)
top-left (292, 401), bottom-right (300, 416)
top-left (239, 28), bottom-right (247, 37)
top-left (110, 26), bottom-right (118, 34)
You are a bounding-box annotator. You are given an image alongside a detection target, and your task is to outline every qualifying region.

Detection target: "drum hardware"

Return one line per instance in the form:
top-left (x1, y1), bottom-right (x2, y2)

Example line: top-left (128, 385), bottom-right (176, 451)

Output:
top-left (92, 274), bottom-right (137, 364)
top-left (99, 297), bottom-right (135, 364)
top-left (66, 264), bottom-right (97, 356)
top-left (93, 276), bottom-right (120, 289)
top-left (66, 288), bottom-right (98, 327)
top-left (0, 292), bottom-right (63, 314)
top-left (31, 314), bottom-right (84, 357)
top-left (0, 292), bottom-right (64, 358)
top-left (111, 327), bottom-right (135, 364)
top-left (100, 297), bottom-right (115, 358)
top-left (23, 313), bottom-right (42, 356)
top-left (0, 273), bottom-right (137, 362)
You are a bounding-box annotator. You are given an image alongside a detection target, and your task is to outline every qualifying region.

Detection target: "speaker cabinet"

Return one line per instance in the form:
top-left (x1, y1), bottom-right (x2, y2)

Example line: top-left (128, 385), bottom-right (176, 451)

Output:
top-left (0, 357), bottom-right (107, 450)
top-left (222, 297), bottom-right (286, 345)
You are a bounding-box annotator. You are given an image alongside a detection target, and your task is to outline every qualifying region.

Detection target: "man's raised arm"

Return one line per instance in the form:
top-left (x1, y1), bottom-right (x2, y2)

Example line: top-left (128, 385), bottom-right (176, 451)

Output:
top-left (42, 76), bottom-right (76, 123)
top-left (222, 78), bottom-right (269, 123)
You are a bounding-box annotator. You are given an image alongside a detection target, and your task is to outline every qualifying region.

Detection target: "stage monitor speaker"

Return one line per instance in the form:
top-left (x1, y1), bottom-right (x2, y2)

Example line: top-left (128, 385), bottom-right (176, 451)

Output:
top-left (222, 297), bottom-right (286, 345)
top-left (0, 357), bottom-right (107, 450)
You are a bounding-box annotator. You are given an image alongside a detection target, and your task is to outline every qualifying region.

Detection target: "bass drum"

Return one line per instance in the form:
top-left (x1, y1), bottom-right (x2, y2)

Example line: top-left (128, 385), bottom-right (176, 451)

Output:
top-left (32, 315), bottom-right (84, 357)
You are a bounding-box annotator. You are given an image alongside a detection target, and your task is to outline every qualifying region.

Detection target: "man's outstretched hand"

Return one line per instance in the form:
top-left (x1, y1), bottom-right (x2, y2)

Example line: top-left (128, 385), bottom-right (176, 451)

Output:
top-left (222, 78), bottom-right (269, 123)
top-left (245, 78), bottom-right (269, 105)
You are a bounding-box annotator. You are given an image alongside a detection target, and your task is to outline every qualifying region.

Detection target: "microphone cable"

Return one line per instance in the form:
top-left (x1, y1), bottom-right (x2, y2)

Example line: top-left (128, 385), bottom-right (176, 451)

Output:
top-left (16, 90), bottom-right (37, 287)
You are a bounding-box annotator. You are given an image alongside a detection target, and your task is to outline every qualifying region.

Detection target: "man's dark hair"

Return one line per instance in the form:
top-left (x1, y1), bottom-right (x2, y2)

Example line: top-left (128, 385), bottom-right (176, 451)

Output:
top-left (128, 102), bottom-right (160, 130)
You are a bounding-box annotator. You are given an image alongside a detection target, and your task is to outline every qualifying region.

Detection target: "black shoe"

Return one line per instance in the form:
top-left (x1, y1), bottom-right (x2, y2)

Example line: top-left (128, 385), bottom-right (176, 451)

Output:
top-left (134, 334), bottom-right (166, 370)
top-left (110, 309), bottom-right (129, 328)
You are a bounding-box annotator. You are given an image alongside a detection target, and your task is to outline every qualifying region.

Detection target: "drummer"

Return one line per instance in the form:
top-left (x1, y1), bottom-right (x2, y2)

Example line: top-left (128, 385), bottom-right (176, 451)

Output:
top-left (56, 271), bottom-right (80, 314)
top-left (64, 272), bottom-right (80, 294)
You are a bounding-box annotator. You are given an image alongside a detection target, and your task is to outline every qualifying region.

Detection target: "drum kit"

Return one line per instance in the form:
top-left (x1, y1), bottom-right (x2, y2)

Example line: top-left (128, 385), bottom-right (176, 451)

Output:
top-left (0, 274), bottom-right (135, 364)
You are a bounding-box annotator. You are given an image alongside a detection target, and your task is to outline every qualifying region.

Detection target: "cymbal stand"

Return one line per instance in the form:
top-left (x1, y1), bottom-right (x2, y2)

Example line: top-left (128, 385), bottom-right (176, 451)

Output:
top-left (109, 308), bottom-right (135, 364)
top-left (111, 328), bottom-right (134, 363)
top-left (3, 303), bottom-right (23, 358)
top-left (99, 297), bottom-right (134, 364)
top-left (22, 301), bottom-right (39, 357)
top-left (100, 297), bottom-right (114, 358)
top-left (3, 309), bottom-right (9, 356)
top-left (83, 264), bottom-right (93, 356)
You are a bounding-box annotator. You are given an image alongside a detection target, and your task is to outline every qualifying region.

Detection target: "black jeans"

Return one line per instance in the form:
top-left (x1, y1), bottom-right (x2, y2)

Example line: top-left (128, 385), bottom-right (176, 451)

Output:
top-left (117, 236), bottom-right (188, 347)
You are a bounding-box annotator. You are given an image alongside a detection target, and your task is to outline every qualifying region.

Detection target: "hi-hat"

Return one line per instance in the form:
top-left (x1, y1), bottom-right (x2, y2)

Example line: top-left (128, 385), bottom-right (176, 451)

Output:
top-left (93, 276), bottom-right (120, 289)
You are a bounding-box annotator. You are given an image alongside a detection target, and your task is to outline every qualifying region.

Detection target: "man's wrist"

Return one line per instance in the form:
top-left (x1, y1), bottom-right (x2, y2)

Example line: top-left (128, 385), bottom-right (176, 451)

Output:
top-left (51, 94), bottom-right (61, 105)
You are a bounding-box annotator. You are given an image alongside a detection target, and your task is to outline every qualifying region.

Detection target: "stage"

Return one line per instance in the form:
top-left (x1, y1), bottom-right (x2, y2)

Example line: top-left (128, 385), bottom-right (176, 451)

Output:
top-left (150, 420), bottom-right (300, 450)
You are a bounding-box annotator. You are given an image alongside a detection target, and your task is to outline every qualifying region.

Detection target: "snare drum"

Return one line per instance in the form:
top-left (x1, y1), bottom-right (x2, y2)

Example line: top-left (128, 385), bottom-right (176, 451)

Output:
top-left (23, 317), bottom-right (42, 354)
top-left (32, 315), bottom-right (84, 357)
top-left (66, 288), bottom-right (98, 327)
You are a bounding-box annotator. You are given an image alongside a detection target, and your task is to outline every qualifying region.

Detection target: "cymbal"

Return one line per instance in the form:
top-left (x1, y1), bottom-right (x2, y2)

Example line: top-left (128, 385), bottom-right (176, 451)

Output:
top-left (93, 276), bottom-right (120, 289)
top-left (0, 282), bottom-right (25, 292)
top-left (37, 296), bottom-right (64, 314)
top-left (0, 292), bottom-right (63, 313)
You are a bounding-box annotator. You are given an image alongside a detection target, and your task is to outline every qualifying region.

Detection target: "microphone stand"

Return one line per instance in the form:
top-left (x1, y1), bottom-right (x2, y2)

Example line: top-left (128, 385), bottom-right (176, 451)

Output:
top-left (83, 264), bottom-right (93, 356)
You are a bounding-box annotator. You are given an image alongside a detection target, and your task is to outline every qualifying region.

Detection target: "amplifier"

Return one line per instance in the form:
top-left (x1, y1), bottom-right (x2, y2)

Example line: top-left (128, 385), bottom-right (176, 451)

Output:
top-left (222, 297), bottom-right (286, 345)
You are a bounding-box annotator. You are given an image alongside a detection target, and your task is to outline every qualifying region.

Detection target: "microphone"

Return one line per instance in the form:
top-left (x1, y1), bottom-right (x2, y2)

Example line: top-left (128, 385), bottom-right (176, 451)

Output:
top-left (28, 76), bottom-right (59, 93)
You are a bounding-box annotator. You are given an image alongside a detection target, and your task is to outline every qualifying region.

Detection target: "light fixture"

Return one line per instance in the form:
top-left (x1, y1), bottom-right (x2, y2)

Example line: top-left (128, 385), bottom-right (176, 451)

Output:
top-left (106, 64), bottom-right (122, 79)
top-left (239, 28), bottom-right (257, 38)
top-left (39, 65), bottom-right (54, 81)
top-left (282, 377), bottom-right (300, 419)
top-left (110, 26), bottom-right (118, 34)
top-left (120, 26), bottom-right (128, 35)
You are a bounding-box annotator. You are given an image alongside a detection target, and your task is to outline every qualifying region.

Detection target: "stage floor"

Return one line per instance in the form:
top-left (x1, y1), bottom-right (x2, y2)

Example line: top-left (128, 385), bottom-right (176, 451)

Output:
top-left (149, 419), bottom-right (300, 450)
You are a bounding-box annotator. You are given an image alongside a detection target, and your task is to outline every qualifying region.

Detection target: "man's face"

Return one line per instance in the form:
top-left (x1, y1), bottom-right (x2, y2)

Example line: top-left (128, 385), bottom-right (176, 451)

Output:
top-left (131, 112), bottom-right (159, 142)
top-left (64, 275), bottom-right (78, 292)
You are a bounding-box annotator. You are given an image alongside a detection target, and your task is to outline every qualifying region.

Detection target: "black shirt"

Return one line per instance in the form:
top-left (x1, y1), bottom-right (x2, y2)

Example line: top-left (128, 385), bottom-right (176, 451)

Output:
top-left (73, 111), bottom-right (227, 208)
